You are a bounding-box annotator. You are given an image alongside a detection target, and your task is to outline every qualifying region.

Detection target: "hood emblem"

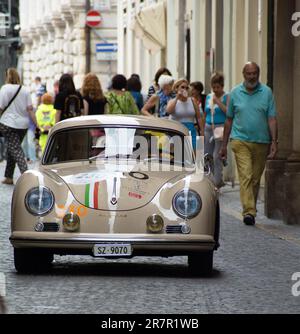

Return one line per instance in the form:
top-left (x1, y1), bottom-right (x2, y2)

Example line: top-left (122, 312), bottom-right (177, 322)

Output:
top-left (110, 177), bottom-right (118, 205)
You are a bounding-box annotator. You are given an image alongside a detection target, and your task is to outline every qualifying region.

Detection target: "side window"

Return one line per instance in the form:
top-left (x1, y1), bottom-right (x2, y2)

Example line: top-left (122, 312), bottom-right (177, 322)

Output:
top-left (45, 129), bottom-right (89, 163)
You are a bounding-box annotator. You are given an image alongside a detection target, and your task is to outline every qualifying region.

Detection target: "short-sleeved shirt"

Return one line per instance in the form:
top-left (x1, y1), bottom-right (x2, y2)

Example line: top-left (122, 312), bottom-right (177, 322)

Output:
top-left (54, 91), bottom-right (84, 120)
top-left (106, 91), bottom-right (140, 115)
top-left (205, 93), bottom-right (228, 125)
top-left (227, 83), bottom-right (276, 144)
top-left (36, 84), bottom-right (46, 97)
top-left (130, 91), bottom-right (144, 111)
top-left (83, 96), bottom-right (107, 115)
top-left (156, 90), bottom-right (176, 118)
top-left (0, 84), bottom-right (32, 129)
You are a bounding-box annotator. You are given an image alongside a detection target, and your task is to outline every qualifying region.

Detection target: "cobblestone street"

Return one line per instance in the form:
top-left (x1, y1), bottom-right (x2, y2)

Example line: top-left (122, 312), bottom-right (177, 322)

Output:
top-left (0, 161), bottom-right (300, 314)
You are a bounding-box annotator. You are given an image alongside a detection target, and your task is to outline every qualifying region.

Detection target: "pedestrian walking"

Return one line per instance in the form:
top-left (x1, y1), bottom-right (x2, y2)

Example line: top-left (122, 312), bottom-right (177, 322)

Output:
top-left (0, 68), bottom-right (38, 185)
top-left (147, 67), bottom-right (172, 101)
top-left (106, 74), bottom-right (140, 115)
top-left (21, 117), bottom-right (37, 163)
top-left (127, 75), bottom-right (144, 111)
top-left (53, 80), bottom-right (59, 97)
top-left (82, 73), bottom-right (107, 115)
top-left (190, 81), bottom-right (206, 135)
top-left (219, 62), bottom-right (278, 226)
top-left (54, 73), bottom-right (84, 123)
top-left (22, 76), bottom-right (45, 163)
top-left (141, 75), bottom-right (175, 119)
top-left (34, 76), bottom-right (47, 107)
top-left (166, 79), bottom-right (203, 150)
top-left (36, 93), bottom-right (56, 153)
top-left (204, 72), bottom-right (228, 189)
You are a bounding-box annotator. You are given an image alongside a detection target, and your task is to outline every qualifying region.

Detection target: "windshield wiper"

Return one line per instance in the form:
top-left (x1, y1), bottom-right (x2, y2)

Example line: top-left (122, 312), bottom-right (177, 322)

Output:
top-left (88, 153), bottom-right (105, 162)
top-left (89, 154), bottom-right (134, 162)
top-left (144, 157), bottom-right (182, 166)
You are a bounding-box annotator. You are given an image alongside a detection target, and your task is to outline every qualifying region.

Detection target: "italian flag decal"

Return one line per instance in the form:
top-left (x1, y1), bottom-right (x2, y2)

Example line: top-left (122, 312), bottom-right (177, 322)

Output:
top-left (85, 182), bottom-right (100, 209)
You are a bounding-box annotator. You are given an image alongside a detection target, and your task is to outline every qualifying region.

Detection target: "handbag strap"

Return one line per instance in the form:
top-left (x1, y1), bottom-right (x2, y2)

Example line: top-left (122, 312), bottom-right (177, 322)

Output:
top-left (210, 94), bottom-right (216, 131)
top-left (1, 85), bottom-right (22, 116)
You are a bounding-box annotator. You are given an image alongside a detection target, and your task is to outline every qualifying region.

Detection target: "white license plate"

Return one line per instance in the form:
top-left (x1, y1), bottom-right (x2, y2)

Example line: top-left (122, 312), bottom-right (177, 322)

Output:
top-left (93, 244), bottom-right (132, 257)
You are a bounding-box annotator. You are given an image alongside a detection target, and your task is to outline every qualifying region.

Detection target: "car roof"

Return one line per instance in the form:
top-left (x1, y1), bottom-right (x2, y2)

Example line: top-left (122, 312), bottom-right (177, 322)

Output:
top-left (51, 115), bottom-right (190, 136)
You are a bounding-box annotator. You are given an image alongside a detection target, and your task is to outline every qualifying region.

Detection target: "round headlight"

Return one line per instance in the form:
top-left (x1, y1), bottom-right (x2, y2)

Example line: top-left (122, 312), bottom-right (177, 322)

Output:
top-left (172, 190), bottom-right (202, 219)
top-left (25, 187), bottom-right (54, 216)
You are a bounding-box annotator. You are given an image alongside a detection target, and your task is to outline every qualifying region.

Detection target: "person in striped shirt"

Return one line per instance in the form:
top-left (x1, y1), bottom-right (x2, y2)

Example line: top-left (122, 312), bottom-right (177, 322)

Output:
top-left (147, 67), bottom-right (172, 103)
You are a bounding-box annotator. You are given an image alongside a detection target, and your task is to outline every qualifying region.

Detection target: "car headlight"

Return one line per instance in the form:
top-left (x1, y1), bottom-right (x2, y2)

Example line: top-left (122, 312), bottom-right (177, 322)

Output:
top-left (25, 187), bottom-right (54, 216)
top-left (172, 190), bottom-right (202, 219)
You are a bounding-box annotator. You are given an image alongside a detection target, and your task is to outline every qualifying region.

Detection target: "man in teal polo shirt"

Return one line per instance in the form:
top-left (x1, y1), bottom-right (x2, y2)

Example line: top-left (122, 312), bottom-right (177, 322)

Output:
top-left (220, 62), bottom-right (278, 226)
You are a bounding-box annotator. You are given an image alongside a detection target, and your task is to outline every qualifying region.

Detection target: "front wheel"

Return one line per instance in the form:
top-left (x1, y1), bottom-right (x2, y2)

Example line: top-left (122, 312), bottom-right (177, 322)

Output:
top-left (188, 251), bottom-right (213, 277)
top-left (14, 248), bottom-right (53, 274)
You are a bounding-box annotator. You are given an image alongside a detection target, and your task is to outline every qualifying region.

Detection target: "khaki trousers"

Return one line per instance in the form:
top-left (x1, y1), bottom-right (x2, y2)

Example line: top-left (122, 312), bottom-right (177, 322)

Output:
top-left (231, 140), bottom-right (269, 217)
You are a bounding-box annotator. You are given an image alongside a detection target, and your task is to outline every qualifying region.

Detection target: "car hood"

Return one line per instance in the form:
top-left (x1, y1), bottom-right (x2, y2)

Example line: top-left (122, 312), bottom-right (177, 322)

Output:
top-left (45, 163), bottom-right (194, 211)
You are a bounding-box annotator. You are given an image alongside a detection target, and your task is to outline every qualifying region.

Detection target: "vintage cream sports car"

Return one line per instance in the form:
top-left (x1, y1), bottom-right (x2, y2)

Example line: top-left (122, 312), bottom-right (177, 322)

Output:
top-left (10, 115), bottom-right (220, 276)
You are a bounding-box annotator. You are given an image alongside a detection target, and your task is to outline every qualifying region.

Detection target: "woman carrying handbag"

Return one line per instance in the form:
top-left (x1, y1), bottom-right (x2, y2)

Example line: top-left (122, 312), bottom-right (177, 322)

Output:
top-left (0, 68), bottom-right (38, 185)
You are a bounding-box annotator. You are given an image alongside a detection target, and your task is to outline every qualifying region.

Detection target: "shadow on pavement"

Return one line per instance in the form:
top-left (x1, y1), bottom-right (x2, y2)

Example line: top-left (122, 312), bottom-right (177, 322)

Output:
top-left (15, 260), bottom-right (223, 280)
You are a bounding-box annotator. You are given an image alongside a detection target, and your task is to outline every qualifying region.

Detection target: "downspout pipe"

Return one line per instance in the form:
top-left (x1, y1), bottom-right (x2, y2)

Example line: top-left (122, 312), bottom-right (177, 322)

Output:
top-left (178, 0), bottom-right (186, 78)
top-left (267, 0), bottom-right (275, 90)
top-left (85, 0), bottom-right (91, 74)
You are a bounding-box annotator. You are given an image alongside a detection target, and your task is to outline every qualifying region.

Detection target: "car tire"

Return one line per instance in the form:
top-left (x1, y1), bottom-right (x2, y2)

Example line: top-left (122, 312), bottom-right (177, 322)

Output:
top-left (14, 248), bottom-right (53, 274)
top-left (188, 251), bottom-right (213, 277)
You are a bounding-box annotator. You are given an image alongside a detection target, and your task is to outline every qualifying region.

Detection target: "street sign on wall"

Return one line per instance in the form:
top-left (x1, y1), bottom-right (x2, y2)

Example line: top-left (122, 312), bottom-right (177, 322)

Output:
top-left (96, 43), bottom-right (118, 61)
top-left (94, 0), bottom-right (111, 12)
top-left (86, 10), bottom-right (102, 28)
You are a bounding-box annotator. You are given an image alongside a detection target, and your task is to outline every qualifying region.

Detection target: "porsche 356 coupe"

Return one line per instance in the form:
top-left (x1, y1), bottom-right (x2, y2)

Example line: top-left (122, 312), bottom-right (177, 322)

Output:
top-left (10, 115), bottom-right (220, 276)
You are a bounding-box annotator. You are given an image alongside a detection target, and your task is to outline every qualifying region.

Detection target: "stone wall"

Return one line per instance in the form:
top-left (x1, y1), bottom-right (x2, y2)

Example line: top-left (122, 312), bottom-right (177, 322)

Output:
top-left (265, 0), bottom-right (300, 225)
top-left (19, 0), bottom-right (117, 94)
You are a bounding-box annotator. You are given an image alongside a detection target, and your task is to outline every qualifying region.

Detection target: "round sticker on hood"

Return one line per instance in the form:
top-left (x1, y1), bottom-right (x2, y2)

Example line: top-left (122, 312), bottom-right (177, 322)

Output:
top-left (129, 172), bottom-right (149, 180)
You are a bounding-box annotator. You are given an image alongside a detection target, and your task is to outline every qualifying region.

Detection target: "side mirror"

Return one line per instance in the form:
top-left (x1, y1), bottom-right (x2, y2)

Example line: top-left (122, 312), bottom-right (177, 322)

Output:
top-left (204, 153), bottom-right (214, 175)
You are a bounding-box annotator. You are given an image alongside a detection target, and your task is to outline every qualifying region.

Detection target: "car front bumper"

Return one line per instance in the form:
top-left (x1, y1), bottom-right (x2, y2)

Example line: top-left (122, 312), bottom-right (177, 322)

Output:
top-left (10, 232), bottom-right (216, 256)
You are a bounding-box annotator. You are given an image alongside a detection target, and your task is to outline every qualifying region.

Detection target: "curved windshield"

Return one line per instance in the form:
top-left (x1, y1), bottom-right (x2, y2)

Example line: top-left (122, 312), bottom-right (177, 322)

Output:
top-left (44, 127), bottom-right (195, 168)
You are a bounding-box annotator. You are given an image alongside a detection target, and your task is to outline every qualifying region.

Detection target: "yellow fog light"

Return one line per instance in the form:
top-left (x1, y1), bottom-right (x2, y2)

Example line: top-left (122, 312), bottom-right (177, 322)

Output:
top-left (146, 215), bottom-right (164, 233)
top-left (63, 213), bottom-right (80, 232)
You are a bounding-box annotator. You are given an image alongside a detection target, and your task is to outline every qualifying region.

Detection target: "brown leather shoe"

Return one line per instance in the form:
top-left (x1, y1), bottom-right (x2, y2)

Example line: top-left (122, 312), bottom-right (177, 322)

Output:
top-left (2, 178), bottom-right (14, 185)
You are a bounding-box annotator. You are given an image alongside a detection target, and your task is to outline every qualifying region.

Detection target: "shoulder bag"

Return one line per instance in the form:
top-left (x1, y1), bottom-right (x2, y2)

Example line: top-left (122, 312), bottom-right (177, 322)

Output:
top-left (210, 94), bottom-right (225, 141)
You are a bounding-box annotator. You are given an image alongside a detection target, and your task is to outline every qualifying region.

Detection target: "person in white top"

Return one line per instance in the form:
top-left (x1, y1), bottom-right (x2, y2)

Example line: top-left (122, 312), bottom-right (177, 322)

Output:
top-left (0, 68), bottom-right (38, 185)
top-left (166, 79), bottom-right (203, 150)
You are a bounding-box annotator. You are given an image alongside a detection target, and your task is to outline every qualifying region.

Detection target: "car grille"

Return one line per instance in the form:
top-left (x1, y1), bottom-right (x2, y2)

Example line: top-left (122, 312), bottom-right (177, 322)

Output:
top-left (42, 223), bottom-right (60, 232)
top-left (165, 225), bottom-right (183, 234)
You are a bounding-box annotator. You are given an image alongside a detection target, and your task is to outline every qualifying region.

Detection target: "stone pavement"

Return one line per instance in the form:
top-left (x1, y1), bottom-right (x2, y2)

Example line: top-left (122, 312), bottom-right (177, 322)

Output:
top-left (219, 182), bottom-right (300, 248)
top-left (1, 160), bottom-right (300, 314)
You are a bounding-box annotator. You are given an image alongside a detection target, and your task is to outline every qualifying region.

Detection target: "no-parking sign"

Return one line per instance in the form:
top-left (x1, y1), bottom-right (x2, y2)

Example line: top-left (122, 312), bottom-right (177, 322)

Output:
top-left (86, 10), bottom-right (102, 28)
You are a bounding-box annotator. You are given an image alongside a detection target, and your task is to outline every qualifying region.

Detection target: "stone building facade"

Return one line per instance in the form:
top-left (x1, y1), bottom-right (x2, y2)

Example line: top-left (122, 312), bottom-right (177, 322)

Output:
top-left (0, 0), bottom-right (20, 86)
top-left (117, 0), bottom-right (269, 94)
top-left (19, 0), bottom-right (118, 94)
